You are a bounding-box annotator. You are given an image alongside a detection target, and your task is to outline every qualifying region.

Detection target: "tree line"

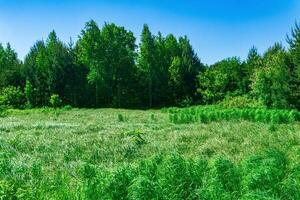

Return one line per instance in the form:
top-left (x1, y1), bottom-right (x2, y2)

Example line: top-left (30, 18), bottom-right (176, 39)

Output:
top-left (0, 20), bottom-right (299, 109)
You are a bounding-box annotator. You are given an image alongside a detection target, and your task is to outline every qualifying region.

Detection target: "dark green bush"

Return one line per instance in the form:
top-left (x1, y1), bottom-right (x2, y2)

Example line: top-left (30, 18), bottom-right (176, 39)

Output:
top-left (118, 113), bottom-right (126, 122)
top-left (0, 106), bottom-right (7, 117)
top-left (0, 86), bottom-right (25, 109)
top-left (62, 105), bottom-right (72, 111)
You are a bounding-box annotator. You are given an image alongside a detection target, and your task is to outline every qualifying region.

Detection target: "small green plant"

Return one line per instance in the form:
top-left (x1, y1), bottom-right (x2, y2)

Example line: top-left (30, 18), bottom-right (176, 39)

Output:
top-left (62, 105), bottom-right (72, 111)
top-left (118, 113), bottom-right (125, 122)
top-left (0, 106), bottom-right (7, 117)
top-left (126, 130), bottom-right (146, 145)
top-left (151, 114), bottom-right (156, 121)
top-left (49, 94), bottom-right (62, 108)
top-left (268, 124), bottom-right (277, 132)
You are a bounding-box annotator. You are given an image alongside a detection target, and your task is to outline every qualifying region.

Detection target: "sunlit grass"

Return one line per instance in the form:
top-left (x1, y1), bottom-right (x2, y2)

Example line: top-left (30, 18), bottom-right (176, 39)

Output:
top-left (0, 108), bottom-right (300, 199)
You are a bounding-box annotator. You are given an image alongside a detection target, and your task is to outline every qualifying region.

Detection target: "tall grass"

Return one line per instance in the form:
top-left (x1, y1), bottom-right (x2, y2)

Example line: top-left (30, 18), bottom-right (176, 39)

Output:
top-left (0, 108), bottom-right (300, 199)
top-left (168, 106), bottom-right (300, 124)
top-left (1, 149), bottom-right (299, 199)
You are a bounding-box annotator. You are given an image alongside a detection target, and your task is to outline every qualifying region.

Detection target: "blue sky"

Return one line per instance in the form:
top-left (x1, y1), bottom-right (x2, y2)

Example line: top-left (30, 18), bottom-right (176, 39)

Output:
top-left (0, 0), bottom-right (299, 64)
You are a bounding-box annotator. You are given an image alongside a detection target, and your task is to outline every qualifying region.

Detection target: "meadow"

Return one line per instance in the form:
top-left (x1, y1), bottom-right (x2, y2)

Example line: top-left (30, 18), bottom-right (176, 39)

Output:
top-left (1, 107), bottom-right (300, 199)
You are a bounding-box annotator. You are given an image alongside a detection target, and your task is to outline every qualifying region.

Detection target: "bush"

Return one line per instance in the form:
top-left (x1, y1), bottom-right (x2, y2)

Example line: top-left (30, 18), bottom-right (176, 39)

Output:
top-left (0, 86), bottom-right (25, 109)
top-left (179, 96), bottom-right (193, 108)
top-left (62, 105), bottom-right (72, 111)
top-left (118, 114), bottom-right (125, 122)
top-left (0, 106), bottom-right (7, 117)
top-left (219, 95), bottom-right (265, 109)
top-left (49, 94), bottom-right (62, 108)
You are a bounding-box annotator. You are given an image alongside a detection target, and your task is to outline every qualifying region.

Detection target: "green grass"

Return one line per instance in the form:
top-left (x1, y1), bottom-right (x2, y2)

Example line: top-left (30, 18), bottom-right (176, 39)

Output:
top-left (168, 106), bottom-right (300, 124)
top-left (0, 108), bottom-right (300, 199)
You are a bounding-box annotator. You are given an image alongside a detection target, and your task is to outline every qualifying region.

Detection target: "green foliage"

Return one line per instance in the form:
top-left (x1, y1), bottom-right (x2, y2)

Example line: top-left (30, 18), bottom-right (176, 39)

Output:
top-left (49, 94), bottom-right (62, 108)
top-left (24, 80), bottom-right (34, 108)
top-left (0, 106), bottom-right (7, 117)
top-left (105, 166), bottom-right (136, 199)
top-left (126, 130), bottom-right (146, 145)
top-left (241, 149), bottom-right (287, 197)
top-left (200, 156), bottom-right (241, 199)
top-left (62, 105), bottom-right (72, 111)
top-left (287, 22), bottom-right (300, 109)
top-left (78, 21), bottom-right (137, 108)
top-left (251, 44), bottom-right (291, 109)
top-left (198, 57), bottom-right (245, 104)
top-left (2, 21), bottom-right (300, 110)
top-left (0, 86), bottom-right (25, 109)
top-left (0, 43), bottom-right (23, 89)
top-left (118, 113), bottom-right (125, 122)
top-left (168, 106), bottom-right (300, 124)
top-left (0, 108), bottom-right (300, 199)
top-left (219, 95), bottom-right (265, 109)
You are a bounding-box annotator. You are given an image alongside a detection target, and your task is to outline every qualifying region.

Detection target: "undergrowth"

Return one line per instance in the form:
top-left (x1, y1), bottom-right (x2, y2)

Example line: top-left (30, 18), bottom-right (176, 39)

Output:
top-left (168, 106), bottom-right (300, 124)
top-left (1, 149), bottom-right (300, 199)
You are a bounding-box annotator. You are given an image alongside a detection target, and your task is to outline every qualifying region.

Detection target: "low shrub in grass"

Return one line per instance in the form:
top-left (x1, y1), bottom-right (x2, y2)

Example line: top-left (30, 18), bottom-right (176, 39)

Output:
top-left (126, 130), bottom-right (146, 146)
top-left (0, 106), bottom-right (7, 117)
top-left (118, 113), bottom-right (125, 122)
top-left (49, 94), bottom-right (62, 108)
top-left (62, 105), bottom-right (72, 111)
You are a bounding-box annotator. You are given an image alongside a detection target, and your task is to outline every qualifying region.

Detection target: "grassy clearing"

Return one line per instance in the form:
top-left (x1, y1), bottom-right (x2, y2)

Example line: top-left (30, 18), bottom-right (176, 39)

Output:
top-left (0, 108), bottom-right (300, 199)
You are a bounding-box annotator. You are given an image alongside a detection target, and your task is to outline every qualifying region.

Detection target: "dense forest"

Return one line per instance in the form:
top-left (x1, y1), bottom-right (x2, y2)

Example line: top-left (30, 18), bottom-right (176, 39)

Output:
top-left (0, 20), bottom-right (299, 109)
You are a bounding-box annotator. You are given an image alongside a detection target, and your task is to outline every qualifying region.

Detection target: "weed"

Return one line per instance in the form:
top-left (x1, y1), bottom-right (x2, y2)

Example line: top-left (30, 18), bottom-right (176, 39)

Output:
top-left (118, 113), bottom-right (125, 122)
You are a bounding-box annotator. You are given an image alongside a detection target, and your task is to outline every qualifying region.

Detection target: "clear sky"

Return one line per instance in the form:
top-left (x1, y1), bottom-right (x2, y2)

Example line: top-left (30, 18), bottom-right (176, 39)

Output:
top-left (0, 0), bottom-right (299, 64)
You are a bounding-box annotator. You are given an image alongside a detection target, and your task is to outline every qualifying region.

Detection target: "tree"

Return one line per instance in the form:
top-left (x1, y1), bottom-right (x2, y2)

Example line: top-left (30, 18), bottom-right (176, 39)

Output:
top-left (251, 44), bottom-right (290, 108)
top-left (0, 43), bottom-right (23, 89)
top-left (78, 21), bottom-right (137, 108)
top-left (138, 24), bottom-right (158, 108)
top-left (177, 36), bottom-right (204, 104)
top-left (102, 23), bottom-right (137, 107)
top-left (23, 31), bottom-right (79, 107)
top-left (243, 46), bottom-right (263, 93)
top-left (198, 57), bottom-right (244, 104)
top-left (287, 22), bottom-right (300, 109)
top-left (23, 40), bottom-right (50, 106)
top-left (77, 20), bottom-right (103, 107)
